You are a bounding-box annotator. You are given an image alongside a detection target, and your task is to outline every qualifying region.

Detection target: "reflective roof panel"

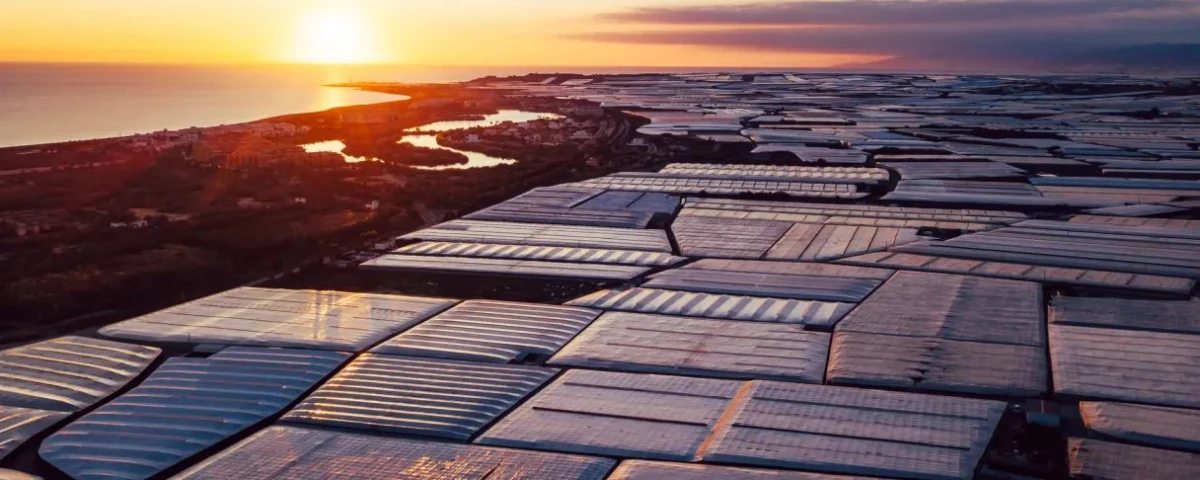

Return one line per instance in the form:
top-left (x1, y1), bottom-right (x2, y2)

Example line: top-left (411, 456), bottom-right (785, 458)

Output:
top-left (673, 216), bottom-right (792, 259)
top-left (0, 336), bottom-right (160, 412)
top-left (393, 242), bottom-right (685, 267)
top-left (477, 370), bottom-right (743, 461)
top-left (835, 272), bottom-right (1045, 346)
top-left (1050, 296), bottom-right (1200, 335)
top-left (658, 164), bottom-right (890, 185)
top-left (173, 425), bottom-right (616, 480)
top-left (1068, 438), bottom-right (1200, 480)
top-left (372, 300), bottom-right (601, 363)
top-left (1051, 324), bottom-right (1200, 409)
top-left (828, 332), bottom-right (1047, 397)
top-left (567, 175), bottom-right (868, 200)
top-left (645, 267), bottom-right (883, 303)
top-left (550, 312), bottom-right (830, 382)
top-left (682, 197), bottom-right (1026, 230)
top-left (283, 355), bottom-right (556, 441)
top-left (39, 347), bottom-right (349, 480)
top-left (567, 288), bottom-right (856, 328)
top-left (401, 220), bottom-right (673, 252)
top-left (1080, 402), bottom-right (1200, 453)
top-left (362, 254), bottom-right (653, 282)
top-left (609, 460), bottom-right (880, 479)
top-left (465, 204), bottom-right (654, 229)
top-left (98, 287), bottom-right (457, 352)
top-left (0, 406), bottom-right (68, 462)
top-left (838, 252), bottom-right (1195, 295)
top-left (702, 382), bottom-right (1006, 480)
top-left (895, 222), bottom-right (1200, 278)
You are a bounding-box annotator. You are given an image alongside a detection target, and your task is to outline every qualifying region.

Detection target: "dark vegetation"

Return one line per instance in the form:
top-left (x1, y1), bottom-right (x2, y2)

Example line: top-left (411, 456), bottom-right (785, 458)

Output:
top-left (0, 86), bottom-right (673, 344)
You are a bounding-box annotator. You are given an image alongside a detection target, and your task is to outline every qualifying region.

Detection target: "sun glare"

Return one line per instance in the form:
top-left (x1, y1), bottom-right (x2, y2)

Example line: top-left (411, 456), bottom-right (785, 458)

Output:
top-left (293, 8), bottom-right (380, 64)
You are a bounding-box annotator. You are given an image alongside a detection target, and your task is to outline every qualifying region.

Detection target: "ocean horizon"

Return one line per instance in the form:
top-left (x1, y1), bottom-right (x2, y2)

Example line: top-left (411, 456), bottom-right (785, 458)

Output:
top-left (0, 63), bottom-right (806, 148)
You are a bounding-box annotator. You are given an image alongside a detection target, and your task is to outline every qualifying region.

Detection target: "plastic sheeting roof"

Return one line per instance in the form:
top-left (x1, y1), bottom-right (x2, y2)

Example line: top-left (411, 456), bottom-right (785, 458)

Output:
top-left (839, 251), bottom-right (1195, 295)
top-left (362, 255), bottom-right (654, 281)
top-left (391, 242), bottom-right (685, 267)
top-left (567, 174), bottom-right (868, 200)
top-left (676, 259), bottom-right (894, 280)
top-left (1036, 185), bottom-right (1195, 205)
top-left (893, 223), bottom-right (1200, 278)
top-left (478, 370), bottom-right (743, 461)
top-left (1050, 297), bottom-right (1200, 335)
top-left (40, 347), bottom-right (348, 480)
top-left (702, 382), bottom-right (1005, 480)
top-left (682, 198), bottom-right (1025, 230)
top-left (283, 355), bottom-right (556, 440)
top-left (465, 204), bottom-right (654, 229)
top-left (609, 461), bottom-right (880, 479)
top-left (576, 191), bottom-right (680, 215)
top-left (400, 220), bottom-right (673, 252)
top-left (1081, 402), bottom-right (1200, 453)
top-left (673, 214), bottom-right (924, 261)
top-left (0, 469), bottom-right (40, 480)
top-left (501, 186), bottom-right (604, 208)
top-left (645, 267), bottom-right (883, 303)
top-left (751, 145), bottom-right (870, 165)
top-left (827, 271), bottom-right (1046, 396)
top-left (829, 332), bottom-right (1047, 396)
top-left (0, 406), bottom-right (67, 461)
top-left (173, 425), bottom-right (615, 480)
top-left (1015, 218), bottom-right (1200, 240)
top-left (765, 223), bottom-right (922, 262)
top-left (1069, 215), bottom-right (1200, 230)
top-left (1068, 438), bottom-right (1200, 480)
top-left (372, 300), bottom-right (600, 363)
top-left (568, 288), bottom-right (856, 327)
top-left (0, 336), bottom-right (160, 412)
top-left (883, 180), bottom-right (1116, 208)
top-left (836, 272), bottom-right (1045, 346)
top-left (99, 287), bottom-right (456, 351)
top-left (1051, 325), bottom-right (1200, 409)
top-left (551, 312), bottom-right (830, 382)
top-left (883, 161), bottom-right (1027, 180)
top-left (658, 164), bottom-right (889, 184)
top-left (672, 216), bottom-right (792, 259)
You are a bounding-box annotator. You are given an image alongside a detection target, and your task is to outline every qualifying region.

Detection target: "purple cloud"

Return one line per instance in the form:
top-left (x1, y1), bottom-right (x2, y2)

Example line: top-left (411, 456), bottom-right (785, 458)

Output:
top-left (581, 0), bottom-right (1200, 63)
top-left (603, 0), bottom-right (1199, 26)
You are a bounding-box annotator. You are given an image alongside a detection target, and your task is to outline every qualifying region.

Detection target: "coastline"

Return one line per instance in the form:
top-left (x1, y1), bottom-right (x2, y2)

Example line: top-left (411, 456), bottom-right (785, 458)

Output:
top-left (0, 90), bottom-right (410, 153)
top-left (0, 62), bottom-right (421, 148)
top-left (0, 77), bottom-right (675, 345)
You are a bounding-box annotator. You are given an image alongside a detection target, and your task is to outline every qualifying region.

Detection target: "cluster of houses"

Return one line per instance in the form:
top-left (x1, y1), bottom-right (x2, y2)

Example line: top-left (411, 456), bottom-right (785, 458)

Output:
top-left (122, 123), bottom-right (312, 152)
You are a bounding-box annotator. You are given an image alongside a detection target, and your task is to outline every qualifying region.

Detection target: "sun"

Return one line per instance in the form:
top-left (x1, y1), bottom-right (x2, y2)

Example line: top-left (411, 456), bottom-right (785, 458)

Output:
top-left (293, 8), bottom-right (380, 64)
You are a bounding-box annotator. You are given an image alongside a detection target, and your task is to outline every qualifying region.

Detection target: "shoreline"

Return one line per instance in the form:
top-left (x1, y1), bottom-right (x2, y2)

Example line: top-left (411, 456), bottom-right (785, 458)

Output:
top-left (0, 86), bottom-right (410, 151)
top-left (0, 79), bottom-right (668, 345)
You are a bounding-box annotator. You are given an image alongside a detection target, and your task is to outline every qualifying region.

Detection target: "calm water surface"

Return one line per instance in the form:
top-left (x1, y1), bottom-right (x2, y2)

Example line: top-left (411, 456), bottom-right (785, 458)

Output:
top-left (399, 135), bottom-right (517, 170)
top-left (299, 140), bottom-right (377, 163)
top-left (0, 64), bottom-right (568, 147)
top-left (302, 110), bottom-right (562, 169)
top-left (400, 110), bottom-right (562, 170)
top-left (0, 63), bottom-right (750, 148)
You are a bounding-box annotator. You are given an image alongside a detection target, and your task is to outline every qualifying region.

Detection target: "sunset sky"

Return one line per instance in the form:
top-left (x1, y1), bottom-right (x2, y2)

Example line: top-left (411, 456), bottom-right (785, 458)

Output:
top-left (2, 0), bottom-right (1198, 67)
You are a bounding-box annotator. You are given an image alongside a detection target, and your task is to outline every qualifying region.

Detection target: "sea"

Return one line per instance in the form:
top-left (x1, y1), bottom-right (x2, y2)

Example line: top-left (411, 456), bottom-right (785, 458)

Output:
top-left (0, 63), bottom-right (730, 148)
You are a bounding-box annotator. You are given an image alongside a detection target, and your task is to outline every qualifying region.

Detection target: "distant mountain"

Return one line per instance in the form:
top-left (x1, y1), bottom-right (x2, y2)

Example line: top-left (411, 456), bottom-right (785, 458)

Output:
top-left (833, 44), bottom-right (1200, 74)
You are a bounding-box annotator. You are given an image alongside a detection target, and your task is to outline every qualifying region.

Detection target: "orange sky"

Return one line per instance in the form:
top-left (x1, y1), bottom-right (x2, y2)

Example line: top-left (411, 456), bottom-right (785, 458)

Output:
top-left (0, 0), bottom-right (880, 67)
